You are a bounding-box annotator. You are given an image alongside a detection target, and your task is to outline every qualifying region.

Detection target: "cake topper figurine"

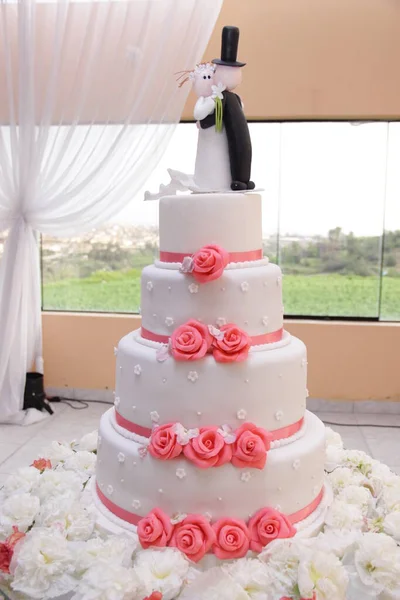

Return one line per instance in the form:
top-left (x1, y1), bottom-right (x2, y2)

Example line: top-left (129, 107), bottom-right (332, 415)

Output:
top-left (144, 26), bottom-right (255, 200)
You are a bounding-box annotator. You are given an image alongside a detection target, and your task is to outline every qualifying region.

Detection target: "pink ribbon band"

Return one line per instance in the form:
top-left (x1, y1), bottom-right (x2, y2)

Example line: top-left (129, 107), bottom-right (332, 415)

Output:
top-left (115, 409), bottom-right (304, 444)
top-left (159, 249), bottom-right (263, 264)
top-left (141, 326), bottom-right (284, 346)
top-left (96, 482), bottom-right (324, 528)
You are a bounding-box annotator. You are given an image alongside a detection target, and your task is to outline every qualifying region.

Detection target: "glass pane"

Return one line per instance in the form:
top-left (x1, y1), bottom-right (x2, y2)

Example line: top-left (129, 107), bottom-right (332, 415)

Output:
top-left (380, 122), bottom-right (400, 321)
top-left (278, 122), bottom-right (387, 318)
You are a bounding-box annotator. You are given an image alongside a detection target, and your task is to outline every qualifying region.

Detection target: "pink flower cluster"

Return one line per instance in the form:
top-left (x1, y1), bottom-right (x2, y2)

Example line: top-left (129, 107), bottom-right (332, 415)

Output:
top-left (170, 320), bottom-right (251, 363)
top-left (180, 244), bottom-right (229, 283)
top-left (148, 422), bottom-right (271, 470)
top-left (137, 506), bottom-right (296, 563)
top-left (0, 527), bottom-right (25, 574)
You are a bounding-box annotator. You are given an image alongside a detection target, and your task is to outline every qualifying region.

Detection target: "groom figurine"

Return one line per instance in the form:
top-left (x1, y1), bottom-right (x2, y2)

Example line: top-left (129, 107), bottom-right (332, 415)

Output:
top-left (201, 26), bottom-right (254, 191)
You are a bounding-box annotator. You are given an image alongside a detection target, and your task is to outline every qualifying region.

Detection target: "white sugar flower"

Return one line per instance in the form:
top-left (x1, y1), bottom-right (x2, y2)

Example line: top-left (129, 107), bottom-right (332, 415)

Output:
top-left (172, 423), bottom-right (199, 446)
top-left (188, 283), bottom-right (199, 294)
top-left (351, 532), bottom-right (400, 597)
top-left (325, 499), bottom-right (365, 532)
top-left (217, 424), bottom-right (236, 444)
top-left (0, 493), bottom-right (40, 537)
top-left (382, 511), bottom-right (400, 542)
top-left (240, 281), bottom-right (249, 292)
top-left (165, 317), bottom-right (174, 327)
top-left (176, 468), bottom-right (186, 479)
top-left (236, 409), bottom-right (247, 420)
top-left (223, 558), bottom-right (272, 599)
top-left (240, 471), bottom-right (252, 483)
top-left (114, 396), bottom-right (121, 407)
top-left (328, 467), bottom-right (366, 494)
top-left (298, 550), bottom-right (348, 600)
top-left (134, 548), bottom-right (189, 600)
top-left (132, 500), bottom-right (141, 510)
top-left (73, 562), bottom-right (143, 600)
top-left (179, 566), bottom-right (249, 600)
top-left (36, 495), bottom-right (95, 541)
top-left (1, 466), bottom-right (41, 497)
top-left (216, 316), bottom-right (227, 327)
top-left (146, 281), bottom-right (154, 291)
top-left (40, 440), bottom-right (74, 465)
top-left (11, 528), bottom-right (77, 599)
top-left (33, 469), bottom-right (83, 502)
top-left (78, 430), bottom-right (98, 453)
top-left (275, 410), bottom-right (283, 421)
top-left (170, 512), bottom-right (187, 525)
top-left (337, 485), bottom-right (373, 515)
top-left (342, 449), bottom-right (375, 476)
top-left (187, 371), bottom-right (199, 383)
top-left (133, 364), bottom-right (142, 376)
top-left (208, 324), bottom-right (225, 341)
top-left (180, 256), bottom-right (194, 274)
top-left (64, 450), bottom-right (97, 478)
top-left (76, 536), bottom-right (138, 572)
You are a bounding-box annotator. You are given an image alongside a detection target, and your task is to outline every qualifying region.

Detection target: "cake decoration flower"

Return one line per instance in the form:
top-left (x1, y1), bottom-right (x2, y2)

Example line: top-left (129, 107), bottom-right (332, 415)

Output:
top-left (212, 518), bottom-right (250, 559)
top-left (212, 323), bottom-right (251, 363)
top-left (170, 514), bottom-right (216, 562)
top-left (184, 427), bottom-right (233, 468)
top-left (170, 320), bottom-right (212, 361)
top-left (232, 423), bottom-right (272, 470)
top-left (137, 508), bottom-right (173, 549)
top-left (248, 507), bottom-right (296, 552)
top-left (148, 423), bottom-right (183, 460)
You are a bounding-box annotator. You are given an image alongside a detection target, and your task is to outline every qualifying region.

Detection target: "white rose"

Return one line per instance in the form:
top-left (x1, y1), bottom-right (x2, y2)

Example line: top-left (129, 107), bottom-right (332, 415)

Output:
top-left (223, 558), bottom-right (271, 599)
top-left (337, 485), bottom-right (374, 515)
top-left (1, 467), bottom-right (41, 497)
top-left (298, 550), bottom-right (348, 600)
top-left (179, 566), bottom-right (250, 600)
top-left (325, 446), bottom-right (345, 473)
top-left (352, 532), bottom-right (400, 597)
top-left (40, 440), bottom-right (75, 465)
top-left (259, 538), bottom-right (301, 597)
top-left (383, 512), bottom-right (400, 542)
top-left (63, 450), bottom-right (97, 477)
top-left (328, 467), bottom-right (366, 495)
top-left (312, 529), bottom-right (362, 559)
top-left (325, 499), bottom-right (365, 531)
top-left (11, 528), bottom-right (77, 599)
top-left (325, 427), bottom-right (344, 450)
top-left (379, 485), bottom-right (400, 513)
top-left (76, 535), bottom-right (138, 572)
top-left (342, 449), bottom-right (375, 476)
top-left (73, 563), bottom-right (143, 600)
top-left (78, 431), bottom-right (98, 453)
top-left (0, 493), bottom-right (40, 538)
top-left (36, 496), bottom-right (95, 541)
top-left (33, 469), bottom-right (82, 501)
top-left (134, 548), bottom-right (189, 600)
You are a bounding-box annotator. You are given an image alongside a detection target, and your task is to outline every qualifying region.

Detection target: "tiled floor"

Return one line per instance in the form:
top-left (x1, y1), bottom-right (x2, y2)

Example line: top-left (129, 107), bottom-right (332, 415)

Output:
top-left (0, 403), bottom-right (400, 485)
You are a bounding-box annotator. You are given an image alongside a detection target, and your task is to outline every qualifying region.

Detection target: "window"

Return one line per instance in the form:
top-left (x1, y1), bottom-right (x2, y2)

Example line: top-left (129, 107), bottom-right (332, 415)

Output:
top-left (41, 121), bottom-right (400, 320)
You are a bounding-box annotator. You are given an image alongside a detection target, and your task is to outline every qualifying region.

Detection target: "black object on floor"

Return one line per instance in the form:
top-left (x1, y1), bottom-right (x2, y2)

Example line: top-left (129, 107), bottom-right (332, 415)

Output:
top-left (23, 372), bottom-right (54, 415)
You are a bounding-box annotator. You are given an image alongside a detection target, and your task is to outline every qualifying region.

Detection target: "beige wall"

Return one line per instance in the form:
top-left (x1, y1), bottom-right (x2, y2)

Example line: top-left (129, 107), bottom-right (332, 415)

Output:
top-left (183, 0), bottom-right (400, 120)
top-left (42, 313), bottom-right (400, 402)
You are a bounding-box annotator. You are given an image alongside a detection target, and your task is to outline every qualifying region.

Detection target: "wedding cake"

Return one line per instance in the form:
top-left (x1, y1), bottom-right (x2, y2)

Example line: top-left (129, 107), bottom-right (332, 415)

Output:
top-left (95, 26), bottom-right (327, 563)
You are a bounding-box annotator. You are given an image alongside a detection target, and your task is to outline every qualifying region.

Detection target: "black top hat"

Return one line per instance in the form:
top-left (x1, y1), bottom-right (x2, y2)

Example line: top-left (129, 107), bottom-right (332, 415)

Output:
top-left (212, 26), bottom-right (246, 68)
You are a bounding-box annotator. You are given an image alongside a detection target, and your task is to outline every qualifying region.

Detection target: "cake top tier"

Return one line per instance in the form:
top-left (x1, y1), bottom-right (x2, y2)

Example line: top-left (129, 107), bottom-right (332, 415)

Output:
top-left (159, 193), bottom-right (262, 255)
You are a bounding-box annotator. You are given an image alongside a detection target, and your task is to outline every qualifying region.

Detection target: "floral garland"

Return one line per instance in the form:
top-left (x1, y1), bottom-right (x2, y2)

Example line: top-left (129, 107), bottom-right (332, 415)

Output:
top-left (1, 428), bottom-right (400, 599)
top-left (148, 421), bottom-right (271, 469)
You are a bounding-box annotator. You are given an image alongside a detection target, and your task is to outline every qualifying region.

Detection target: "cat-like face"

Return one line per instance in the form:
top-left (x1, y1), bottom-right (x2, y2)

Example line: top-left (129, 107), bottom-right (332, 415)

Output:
top-left (191, 63), bottom-right (215, 97)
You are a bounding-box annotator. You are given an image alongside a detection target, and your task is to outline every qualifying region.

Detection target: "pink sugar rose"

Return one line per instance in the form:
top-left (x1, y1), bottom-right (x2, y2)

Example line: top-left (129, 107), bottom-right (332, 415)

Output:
top-left (148, 423), bottom-right (183, 460)
top-left (183, 427), bottom-right (232, 468)
top-left (170, 320), bottom-right (212, 361)
top-left (212, 518), bottom-right (250, 559)
top-left (31, 458), bottom-right (52, 471)
top-left (248, 507), bottom-right (296, 553)
top-left (191, 244), bottom-right (229, 283)
top-left (0, 527), bottom-right (25, 574)
top-left (137, 508), bottom-right (173, 549)
top-left (170, 514), bottom-right (216, 563)
top-left (212, 323), bottom-right (251, 363)
top-left (232, 422), bottom-right (271, 469)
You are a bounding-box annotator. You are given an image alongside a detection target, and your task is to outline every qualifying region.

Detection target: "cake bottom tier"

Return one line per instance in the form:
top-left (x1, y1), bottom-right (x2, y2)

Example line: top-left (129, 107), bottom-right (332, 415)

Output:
top-left (96, 409), bottom-right (326, 524)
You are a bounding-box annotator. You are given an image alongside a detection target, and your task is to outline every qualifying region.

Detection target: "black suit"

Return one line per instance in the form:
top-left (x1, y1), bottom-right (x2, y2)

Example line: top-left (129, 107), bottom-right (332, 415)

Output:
top-left (200, 90), bottom-right (252, 187)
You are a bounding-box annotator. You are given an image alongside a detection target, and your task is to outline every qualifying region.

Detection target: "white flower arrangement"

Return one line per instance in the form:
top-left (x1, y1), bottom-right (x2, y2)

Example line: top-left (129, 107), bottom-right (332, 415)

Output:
top-left (1, 427), bottom-right (400, 600)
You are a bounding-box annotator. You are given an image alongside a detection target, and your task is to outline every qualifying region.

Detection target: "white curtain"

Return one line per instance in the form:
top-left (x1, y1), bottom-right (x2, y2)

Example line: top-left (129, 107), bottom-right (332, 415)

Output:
top-left (0, 0), bottom-right (223, 423)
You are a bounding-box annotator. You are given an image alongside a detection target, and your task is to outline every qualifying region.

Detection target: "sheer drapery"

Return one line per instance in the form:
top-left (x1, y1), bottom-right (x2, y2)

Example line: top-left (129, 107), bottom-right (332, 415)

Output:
top-left (0, 0), bottom-right (223, 422)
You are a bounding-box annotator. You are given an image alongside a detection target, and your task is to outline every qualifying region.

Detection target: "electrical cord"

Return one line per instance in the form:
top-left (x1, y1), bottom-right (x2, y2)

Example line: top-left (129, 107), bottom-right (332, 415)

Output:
top-left (323, 420), bottom-right (400, 429)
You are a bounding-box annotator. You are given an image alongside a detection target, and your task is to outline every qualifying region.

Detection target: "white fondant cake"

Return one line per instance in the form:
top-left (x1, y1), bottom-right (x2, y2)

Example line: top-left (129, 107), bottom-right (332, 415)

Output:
top-left (95, 189), bottom-right (327, 561)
